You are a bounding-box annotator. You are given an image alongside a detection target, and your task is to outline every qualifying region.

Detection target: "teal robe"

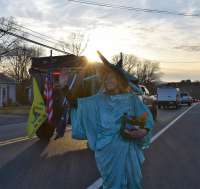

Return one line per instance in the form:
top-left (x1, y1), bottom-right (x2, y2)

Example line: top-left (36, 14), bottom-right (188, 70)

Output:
top-left (71, 93), bottom-right (153, 189)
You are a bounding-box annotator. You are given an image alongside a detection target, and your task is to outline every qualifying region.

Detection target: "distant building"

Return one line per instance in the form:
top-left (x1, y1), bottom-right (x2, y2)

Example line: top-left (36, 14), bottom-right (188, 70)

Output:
top-left (0, 73), bottom-right (16, 107)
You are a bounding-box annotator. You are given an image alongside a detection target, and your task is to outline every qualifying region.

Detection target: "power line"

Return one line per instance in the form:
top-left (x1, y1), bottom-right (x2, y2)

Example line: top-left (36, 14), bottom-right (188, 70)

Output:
top-left (2, 24), bottom-right (199, 63)
top-left (68, 0), bottom-right (200, 17)
top-left (0, 28), bottom-right (70, 54)
top-left (1, 20), bottom-right (65, 46)
top-left (0, 23), bottom-right (64, 47)
top-left (3, 19), bottom-right (63, 43)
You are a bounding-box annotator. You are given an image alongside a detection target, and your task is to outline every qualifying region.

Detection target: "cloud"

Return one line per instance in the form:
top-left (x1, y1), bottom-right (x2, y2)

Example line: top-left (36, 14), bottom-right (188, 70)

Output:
top-left (161, 66), bottom-right (200, 81)
top-left (1, 0), bottom-right (200, 81)
top-left (174, 45), bottom-right (200, 52)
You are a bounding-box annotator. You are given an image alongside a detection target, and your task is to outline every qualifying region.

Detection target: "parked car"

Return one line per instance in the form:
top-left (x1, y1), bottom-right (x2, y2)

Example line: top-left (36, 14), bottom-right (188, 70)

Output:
top-left (192, 97), bottom-right (199, 103)
top-left (180, 92), bottom-right (192, 106)
top-left (157, 86), bottom-right (181, 109)
top-left (138, 85), bottom-right (157, 121)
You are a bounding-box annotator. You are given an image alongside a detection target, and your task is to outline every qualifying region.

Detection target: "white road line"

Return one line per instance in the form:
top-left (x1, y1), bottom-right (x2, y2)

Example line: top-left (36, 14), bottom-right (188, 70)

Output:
top-left (151, 103), bottom-right (197, 143)
top-left (87, 178), bottom-right (103, 189)
top-left (87, 103), bottom-right (197, 189)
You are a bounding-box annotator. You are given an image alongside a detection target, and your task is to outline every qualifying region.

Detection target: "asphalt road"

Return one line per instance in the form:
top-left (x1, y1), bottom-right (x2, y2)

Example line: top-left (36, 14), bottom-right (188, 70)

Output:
top-left (0, 114), bottom-right (27, 141)
top-left (153, 104), bottom-right (189, 134)
top-left (0, 104), bottom-right (189, 141)
top-left (0, 114), bottom-right (27, 126)
top-left (0, 104), bottom-right (199, 189)
top-left (0, 122), bottom-right (27, 141)
top-left (0, 133), bottom-right (99, 189)
top-left (143, 104), bottom-right (200, 189)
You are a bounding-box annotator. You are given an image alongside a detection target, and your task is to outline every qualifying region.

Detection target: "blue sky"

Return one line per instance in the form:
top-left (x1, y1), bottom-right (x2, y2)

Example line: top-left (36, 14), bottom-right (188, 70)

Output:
top-left (1, 0), bottom-right (200, 81)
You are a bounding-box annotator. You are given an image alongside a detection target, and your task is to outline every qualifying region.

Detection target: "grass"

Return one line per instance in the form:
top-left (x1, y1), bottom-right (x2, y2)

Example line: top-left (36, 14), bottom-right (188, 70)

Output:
top-left (0, 106), bottom-right (30, 115)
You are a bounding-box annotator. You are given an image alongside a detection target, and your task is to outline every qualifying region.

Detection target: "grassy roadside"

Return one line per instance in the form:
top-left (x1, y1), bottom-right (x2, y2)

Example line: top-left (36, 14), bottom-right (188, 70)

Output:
top-left (0, 106), bottom-right (30, 115)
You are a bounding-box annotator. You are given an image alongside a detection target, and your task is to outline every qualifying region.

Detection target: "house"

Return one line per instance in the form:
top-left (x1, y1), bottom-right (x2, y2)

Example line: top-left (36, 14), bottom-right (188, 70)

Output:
top-left (30, 54), bottom-right (101, 99)
top-left (0, 73), bottom-right (16, 107)
top-left (16, 79), bottom-right (33, 105)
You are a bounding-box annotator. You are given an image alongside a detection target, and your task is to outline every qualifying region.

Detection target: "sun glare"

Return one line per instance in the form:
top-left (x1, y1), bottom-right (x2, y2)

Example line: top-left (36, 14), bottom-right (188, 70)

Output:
top-left (85, 51), bottom-right (100, 62)
top-left (84, 27), bottom-right (125, 63)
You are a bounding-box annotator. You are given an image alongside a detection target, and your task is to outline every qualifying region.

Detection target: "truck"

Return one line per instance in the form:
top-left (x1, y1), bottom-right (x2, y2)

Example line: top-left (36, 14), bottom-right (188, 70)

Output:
top-left (138, 85), bottom-right (157, 121)
top-left (157, 86), bottom-right (181, 109)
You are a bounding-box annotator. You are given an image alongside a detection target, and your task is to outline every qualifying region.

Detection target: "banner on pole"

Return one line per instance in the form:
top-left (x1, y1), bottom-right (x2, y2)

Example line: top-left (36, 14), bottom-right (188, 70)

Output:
top-left (27, 78), bottom-right (47, 138)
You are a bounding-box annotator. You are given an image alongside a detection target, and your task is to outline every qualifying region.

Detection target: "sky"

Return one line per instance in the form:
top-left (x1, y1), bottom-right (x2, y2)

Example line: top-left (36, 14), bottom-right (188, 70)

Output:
top-left (0, 0), bottom-right (200, 81)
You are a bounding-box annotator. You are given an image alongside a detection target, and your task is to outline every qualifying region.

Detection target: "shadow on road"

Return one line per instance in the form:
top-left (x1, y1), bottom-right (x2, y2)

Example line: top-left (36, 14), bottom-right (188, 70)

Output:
top-left (0, 140), bottom-right (99, 189)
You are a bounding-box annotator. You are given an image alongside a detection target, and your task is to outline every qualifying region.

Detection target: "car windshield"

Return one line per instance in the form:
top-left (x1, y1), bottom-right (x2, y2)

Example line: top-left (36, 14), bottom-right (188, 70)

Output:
top-left (181, 93), bottom-right (188, 97)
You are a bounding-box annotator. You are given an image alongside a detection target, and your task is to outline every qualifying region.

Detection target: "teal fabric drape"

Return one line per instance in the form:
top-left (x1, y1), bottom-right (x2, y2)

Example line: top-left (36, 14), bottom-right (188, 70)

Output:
top-left (71, 93), bottom-right (153, 189)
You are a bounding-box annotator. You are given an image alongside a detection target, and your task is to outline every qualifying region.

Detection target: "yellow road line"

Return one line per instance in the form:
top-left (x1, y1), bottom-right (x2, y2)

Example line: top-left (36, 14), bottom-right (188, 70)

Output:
top-left (0, 136), bottom-right (37, 147)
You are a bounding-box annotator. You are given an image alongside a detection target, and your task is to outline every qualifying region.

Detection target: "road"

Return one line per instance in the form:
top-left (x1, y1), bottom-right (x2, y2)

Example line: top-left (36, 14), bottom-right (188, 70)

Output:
top-left (0, 114), bottom-right (27, 126)
top-left (0, 114), bottom-right (27, 141)
top-left (143, 104), bottom-right (200, 189)
top-left (0, 104), bottom-right (199, 189)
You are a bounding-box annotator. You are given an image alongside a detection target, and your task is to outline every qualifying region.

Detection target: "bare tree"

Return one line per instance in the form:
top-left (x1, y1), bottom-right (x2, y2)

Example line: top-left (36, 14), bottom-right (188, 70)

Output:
top-left (136, 60), bottom-right (162, 83)
top-left (3, 44), bottom-right (43, 83)
top-left (112, 54), bottom-right (138, 73)
top-left (61, 32), bottom-right (88, 56)
top-left (0, 17), bottom-right (20, 58)
top-left (0, 17), bottom-right (44, 82)
top-left (112, 53), bottom-right (162, 83)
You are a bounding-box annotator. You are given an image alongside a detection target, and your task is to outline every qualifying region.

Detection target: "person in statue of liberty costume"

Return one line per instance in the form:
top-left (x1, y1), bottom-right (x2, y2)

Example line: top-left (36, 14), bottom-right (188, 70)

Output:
top-left (64, 51), bottom-right (153, 189)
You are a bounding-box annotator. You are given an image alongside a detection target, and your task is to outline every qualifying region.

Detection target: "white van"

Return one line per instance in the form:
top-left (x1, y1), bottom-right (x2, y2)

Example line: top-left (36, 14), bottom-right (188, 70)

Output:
top-left (157, 86), bottom-right (181, 109)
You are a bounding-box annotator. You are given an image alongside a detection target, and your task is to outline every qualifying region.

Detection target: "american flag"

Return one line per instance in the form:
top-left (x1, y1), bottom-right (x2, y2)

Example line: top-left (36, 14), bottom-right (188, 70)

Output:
top-left (44, 72), bottom-right (53, 123)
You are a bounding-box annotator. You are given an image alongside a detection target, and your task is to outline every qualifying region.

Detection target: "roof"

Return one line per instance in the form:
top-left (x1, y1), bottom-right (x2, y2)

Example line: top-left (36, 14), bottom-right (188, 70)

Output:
top-left (0, 73), bottom-right (16, 84)
top-left (31, 55), bottom-right (88, 72)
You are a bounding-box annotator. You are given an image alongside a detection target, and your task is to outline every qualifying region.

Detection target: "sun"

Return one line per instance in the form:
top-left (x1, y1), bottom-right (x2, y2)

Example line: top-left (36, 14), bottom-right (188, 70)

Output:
top-left (85, 51), bottom-right (100, 62)
top-left (83, 27), bottom-right (122, 63)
